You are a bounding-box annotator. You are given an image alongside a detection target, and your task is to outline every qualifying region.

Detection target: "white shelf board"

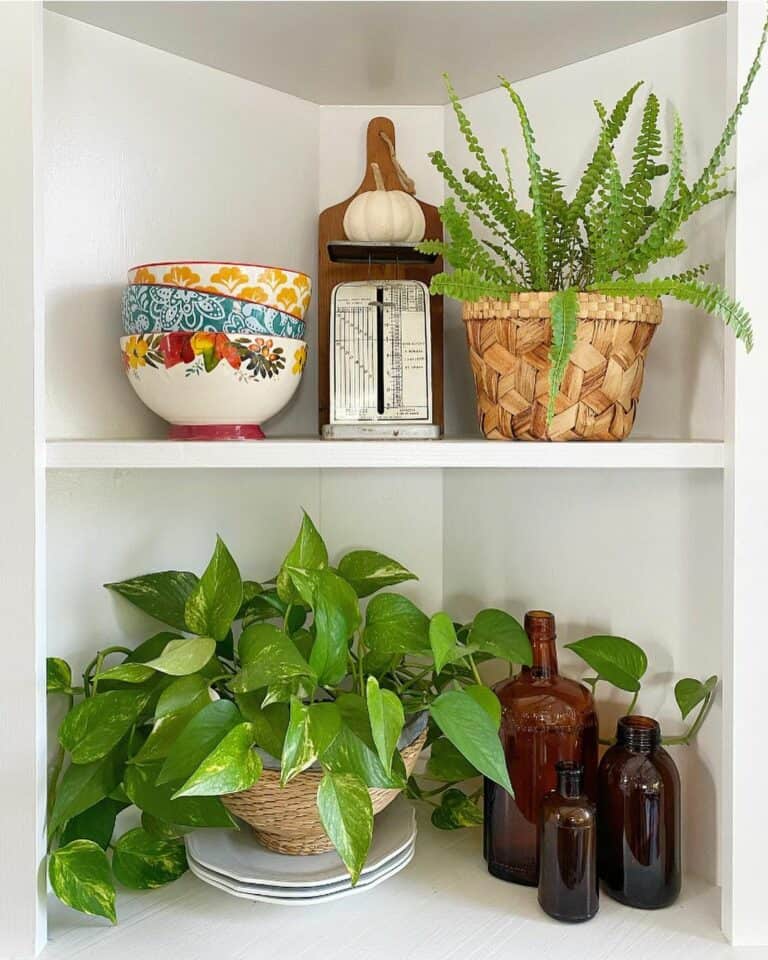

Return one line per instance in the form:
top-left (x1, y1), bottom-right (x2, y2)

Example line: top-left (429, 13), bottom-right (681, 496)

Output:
top-left (46, 439), bottom-right (726, 471)
top-left (43, 808), bottom-right (731, 960)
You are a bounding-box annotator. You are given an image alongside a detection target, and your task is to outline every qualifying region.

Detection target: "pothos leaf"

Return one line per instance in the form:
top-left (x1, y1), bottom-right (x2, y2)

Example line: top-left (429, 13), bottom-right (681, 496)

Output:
top-left (49, 840), bottom-right (116, 923)
top-left (675, 675), bottom-right (718, 720)
top-left (431, 788), bottom-right (484, 830)
top-left (111, 828), bottom-right (187, 890)
top-left (184, 536), bottom-right (243, 642)
top-left (316, 772), bottom-right (373, 885)
top-left (104, 572), bottom-right (199, 632)
top-left (565, 635), bottom-right (647, 692)
top-left (47, 657), bottom-right (72, 693)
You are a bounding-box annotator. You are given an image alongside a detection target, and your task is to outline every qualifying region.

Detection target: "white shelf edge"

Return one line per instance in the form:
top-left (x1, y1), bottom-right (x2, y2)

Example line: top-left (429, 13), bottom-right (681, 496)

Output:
top-left (45, 439), bottom-right (726, 470)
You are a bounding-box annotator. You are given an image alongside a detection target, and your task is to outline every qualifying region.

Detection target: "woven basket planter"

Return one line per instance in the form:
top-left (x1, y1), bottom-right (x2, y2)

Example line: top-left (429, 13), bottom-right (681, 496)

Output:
top-left (463, 292), bottom-right (663, 441)
top-left (221, 723), bottom-right (427, 856)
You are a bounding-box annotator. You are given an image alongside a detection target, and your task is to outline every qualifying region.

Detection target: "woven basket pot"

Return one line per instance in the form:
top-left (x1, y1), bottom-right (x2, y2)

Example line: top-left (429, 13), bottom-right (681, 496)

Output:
top-left (463, 292), bottom-right (663, 441)
top-left (221, 719), bottom-right (428, 856)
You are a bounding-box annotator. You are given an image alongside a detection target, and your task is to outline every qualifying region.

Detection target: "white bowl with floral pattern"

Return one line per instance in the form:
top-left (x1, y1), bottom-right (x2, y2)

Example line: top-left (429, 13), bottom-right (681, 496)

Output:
top-left (127, 261), bottom-right (312, 322)
top-left (121, 332), bottom-right (308, 440)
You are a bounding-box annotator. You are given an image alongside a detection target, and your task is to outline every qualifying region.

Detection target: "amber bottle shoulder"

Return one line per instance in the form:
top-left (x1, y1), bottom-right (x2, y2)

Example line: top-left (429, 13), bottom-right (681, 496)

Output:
top-left (495, 672), bottom-right (596, 710)
top-left (599, 743), bottom-right (680, 785)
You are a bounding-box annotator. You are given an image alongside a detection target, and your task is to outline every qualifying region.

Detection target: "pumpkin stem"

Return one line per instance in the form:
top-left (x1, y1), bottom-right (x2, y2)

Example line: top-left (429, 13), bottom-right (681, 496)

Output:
top-left (379, 131), bottom-right (417, 194)
top-left (371, 162), bottom-right (386, 191)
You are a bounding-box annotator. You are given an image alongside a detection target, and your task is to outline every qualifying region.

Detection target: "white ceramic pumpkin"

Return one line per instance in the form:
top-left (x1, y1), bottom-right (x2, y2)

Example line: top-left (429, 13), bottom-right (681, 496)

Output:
top-left (343, 162), bottom-right (426, 244)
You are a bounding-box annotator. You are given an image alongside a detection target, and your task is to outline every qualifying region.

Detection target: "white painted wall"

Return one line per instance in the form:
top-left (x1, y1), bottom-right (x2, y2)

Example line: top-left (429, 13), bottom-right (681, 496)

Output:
top-left (722, 1), bottom-right (768, 946)
top-left (44, 12), bottom-right (319, 440)
top-left (0, 4), bottom-right (47, 958)
top-left (442, 16), bottom-right (728, 441)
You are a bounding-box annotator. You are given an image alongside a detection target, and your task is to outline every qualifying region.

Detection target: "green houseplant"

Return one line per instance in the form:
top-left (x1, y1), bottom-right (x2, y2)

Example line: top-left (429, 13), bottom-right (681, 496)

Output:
top-left (46, 513), bottom-right (532, 922)
top-left (418, 15), bottom-right (768, 439)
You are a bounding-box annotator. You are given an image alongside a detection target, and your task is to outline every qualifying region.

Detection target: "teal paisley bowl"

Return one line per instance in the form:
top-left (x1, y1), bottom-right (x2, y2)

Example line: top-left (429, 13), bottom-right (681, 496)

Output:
top-left (122, 284), bottom-right (307, 338)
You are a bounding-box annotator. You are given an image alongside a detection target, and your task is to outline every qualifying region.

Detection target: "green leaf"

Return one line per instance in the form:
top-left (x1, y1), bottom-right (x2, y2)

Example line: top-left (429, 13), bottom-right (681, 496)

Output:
top-left (675, 675), bottom-right (718, 720)
top-left (468, 609), bottom-right (531, 665)
top-left (280, 699), bottom-right (342, 786)
top-left (158, 700), bottom-right (241, 785)
top-left (60, 797), bottom-right (127, 849)
top-left (184, 536), bottom-right (243, 642)
top-left (141, 812), bottom-right (187, 841)
top-left (59, 691), bottom-right (150, 764)
top-left (145, 636), bottom-right (216, 676)
top-left (47, 657), bottom-right (72, 693)
top-left (426, 738), bottom-right (480, 782)
top-left (135, 677), bottom-right (212, 763)
top-left (546, 288), bottom-right (579, 422)
top-left (230, 625), bottom-right (315, 693)
top-left (429, 613), bottom-right (460, 674)
top-left (366, 676), bottom-right (404, 775)
top-left (173, 723), bottom-right (261, 798)
top-left (104, 572), bottom-right (199, 631)
top-left (286, 567), bottom-right (360, 685)
top-left (316, 772), bottom-right (373, 884)
top-left (565, 635), bottom-right (648, 692)
top-left (320, 725), bottom-right (405, 790)
top-left (337, 550), bottom-right (417, 598)
top-left (49, 840), bottom-right (116, 923)
top-left (277, 511), bottom-right (328, 603)
top-left (431, 788), bottom-right (484, 830)
top-left (464, 684), bottom-right (502, 728)
top-left (94, 663), bottom-right (156, 685)
top-left (363, 593), bottom-right (430, 656)
top-left (430, 690), bottom-right (512, 793)
top-left (235, 692), bottom-right (289, 759)
top-left (124, 632), bottom-right (182, 664)
top-left (124, 764), bottom-right (237, 828)
top-left (50, 750), bottom-right (125, 834)
top-left (112, 828), bottom-right (187, 890)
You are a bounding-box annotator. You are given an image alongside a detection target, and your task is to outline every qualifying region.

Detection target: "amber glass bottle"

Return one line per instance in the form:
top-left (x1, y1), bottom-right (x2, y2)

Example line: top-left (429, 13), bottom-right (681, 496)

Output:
top-left (484, 611), bottom-right (598, 885)
top-left (538, 761), bottom-right (598, 922)
top-left (598, 716), bottom-right (681, 909)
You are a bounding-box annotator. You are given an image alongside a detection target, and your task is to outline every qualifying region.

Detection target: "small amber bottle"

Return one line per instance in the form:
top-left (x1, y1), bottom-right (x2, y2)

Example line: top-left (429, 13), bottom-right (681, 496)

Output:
top-left (598, 716), bottom-right (681, 909)
top-left (538, 761), bottom-right (599, 923)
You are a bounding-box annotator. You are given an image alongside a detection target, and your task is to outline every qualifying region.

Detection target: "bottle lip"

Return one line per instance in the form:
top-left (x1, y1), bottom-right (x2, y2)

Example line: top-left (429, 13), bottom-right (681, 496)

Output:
top-left (555, 760), bottom-right (583, 796)
top-left (616, 715), bottom-right (661, 750)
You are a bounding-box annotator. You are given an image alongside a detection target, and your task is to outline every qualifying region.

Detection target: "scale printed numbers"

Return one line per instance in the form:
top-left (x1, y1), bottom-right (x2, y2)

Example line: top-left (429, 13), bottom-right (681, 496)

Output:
top-left (329, 281), bottom-right (432, 424)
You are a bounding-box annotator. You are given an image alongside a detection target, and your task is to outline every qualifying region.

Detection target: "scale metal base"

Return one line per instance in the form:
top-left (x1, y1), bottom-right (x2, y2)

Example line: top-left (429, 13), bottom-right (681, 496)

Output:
top-left (322, 423), bottom-right (442, 440)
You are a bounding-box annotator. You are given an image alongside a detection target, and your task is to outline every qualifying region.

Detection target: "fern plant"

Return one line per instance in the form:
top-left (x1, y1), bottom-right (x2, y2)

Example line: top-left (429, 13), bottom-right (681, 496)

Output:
top-left (419, 15), bottom-right (767, 420)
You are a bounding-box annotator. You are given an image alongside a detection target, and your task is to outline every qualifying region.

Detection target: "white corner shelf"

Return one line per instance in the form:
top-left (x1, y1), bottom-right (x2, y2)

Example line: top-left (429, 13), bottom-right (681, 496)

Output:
top-left (45, 439), bottom-right (726, 471)
top-left (42, 808), bottom-right (728, 960)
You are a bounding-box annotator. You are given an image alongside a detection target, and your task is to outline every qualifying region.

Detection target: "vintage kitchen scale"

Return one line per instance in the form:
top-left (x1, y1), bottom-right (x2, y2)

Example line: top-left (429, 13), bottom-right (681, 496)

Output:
top-left (318, 117), bottom-right (444, 439)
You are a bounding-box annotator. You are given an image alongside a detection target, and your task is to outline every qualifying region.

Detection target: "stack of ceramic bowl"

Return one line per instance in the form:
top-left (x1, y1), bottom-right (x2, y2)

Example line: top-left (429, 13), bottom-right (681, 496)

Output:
top-left (184, 797), bottom-right (416, 905)
top-left (120, 260), bottom-right (311, 440)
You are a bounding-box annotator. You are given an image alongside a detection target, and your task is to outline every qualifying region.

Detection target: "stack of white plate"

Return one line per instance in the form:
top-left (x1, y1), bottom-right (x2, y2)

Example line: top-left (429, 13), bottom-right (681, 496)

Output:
top-left (185, 796), bottom-right (416, 905)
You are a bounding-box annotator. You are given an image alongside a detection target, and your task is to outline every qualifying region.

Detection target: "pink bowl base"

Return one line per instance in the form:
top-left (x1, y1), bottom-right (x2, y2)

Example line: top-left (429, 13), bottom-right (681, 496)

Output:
top-left (168, 424), bottom-right (266, 441)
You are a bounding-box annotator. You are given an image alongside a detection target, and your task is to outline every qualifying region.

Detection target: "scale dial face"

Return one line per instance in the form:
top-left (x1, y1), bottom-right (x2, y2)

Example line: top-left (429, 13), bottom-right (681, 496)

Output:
top-left (328, 280), bottom-right (432, 426)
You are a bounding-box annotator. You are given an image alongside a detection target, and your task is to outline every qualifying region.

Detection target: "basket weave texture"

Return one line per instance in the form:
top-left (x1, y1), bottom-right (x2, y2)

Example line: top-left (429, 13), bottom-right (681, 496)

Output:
top-left (463, 292), bottom-right (662, 441)
top-left (221, 729), bottom-right (427, 855)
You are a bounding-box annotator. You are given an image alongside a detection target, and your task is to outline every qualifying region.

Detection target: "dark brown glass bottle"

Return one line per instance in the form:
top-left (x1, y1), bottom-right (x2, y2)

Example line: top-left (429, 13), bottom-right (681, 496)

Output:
top-left (538, 761), bottom-right (598, 922)
top-left (598, 716), bottom-right (681, 909)
top-left (484, 611), bottom-right (598, 885)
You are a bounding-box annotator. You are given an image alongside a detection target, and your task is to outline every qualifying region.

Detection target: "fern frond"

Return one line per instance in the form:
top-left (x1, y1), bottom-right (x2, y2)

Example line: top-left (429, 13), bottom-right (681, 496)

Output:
top-left (568, 82), bottom-right (642, 229)
top-left (499, 77), bottom-right (549, 289)
top-left (547, 288), bottom-right (580, 421)
top-left (617, 94), bottom-right (666, 261)
top-left (591, 278), bottom-right (754, 351)
top-left (624, 113), bottom-right (685, 276)
top-left (429, 198), bottom-right (512, 284)
top-left (443, 74), bottom-right (505, 189)
top-left (687, 13), bottom-right (768, 210)
top-left (670, 263), bottom-right (710, 283)
top-left (429, 269), bottom-right (521, 302)
top-left (590, 150), bottom-right (624, 282)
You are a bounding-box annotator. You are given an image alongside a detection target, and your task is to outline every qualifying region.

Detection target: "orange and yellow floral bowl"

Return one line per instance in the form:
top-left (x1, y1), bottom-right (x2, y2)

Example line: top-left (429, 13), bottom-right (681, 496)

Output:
top-left (127, 261), bottom-right (312, 322)
top-left (120, 332), bottom-right (308, 440)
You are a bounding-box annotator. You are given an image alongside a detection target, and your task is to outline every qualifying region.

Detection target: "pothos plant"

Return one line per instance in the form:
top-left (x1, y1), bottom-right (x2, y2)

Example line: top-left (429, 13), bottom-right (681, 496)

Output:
top-left (46, 512), bottom-right (531, 923)
top-left (417, 13), bottom-right (768, 420)
top-left (414, 631), bottom-right (718, 829)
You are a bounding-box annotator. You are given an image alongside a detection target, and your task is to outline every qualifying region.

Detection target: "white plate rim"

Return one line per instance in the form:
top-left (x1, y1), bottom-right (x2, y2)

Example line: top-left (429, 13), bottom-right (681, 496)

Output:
top-left (185, 802), bottom-right (415, 887)
top-left (187, 847), bottom-right (415, 906)
top-left (187, 840), bottom-right (415, 898)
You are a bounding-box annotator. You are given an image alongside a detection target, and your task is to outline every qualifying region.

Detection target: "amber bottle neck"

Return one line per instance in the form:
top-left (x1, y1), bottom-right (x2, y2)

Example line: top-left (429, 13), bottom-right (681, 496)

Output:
top-left (556, 761), bottom-right (583, 799)
top-left (523, 610), bottom-right (558, 679)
